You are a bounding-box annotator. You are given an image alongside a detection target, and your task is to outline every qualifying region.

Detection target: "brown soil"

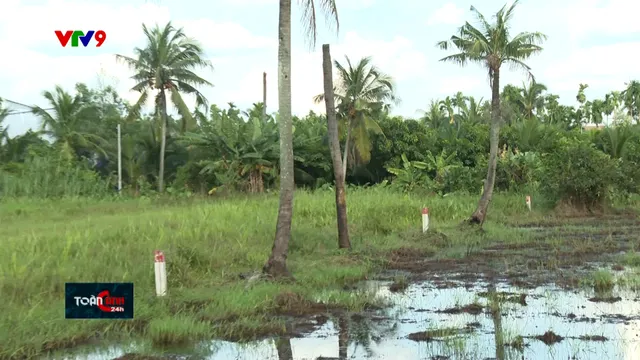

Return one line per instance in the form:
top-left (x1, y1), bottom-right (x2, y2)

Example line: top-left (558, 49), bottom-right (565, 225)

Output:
top-left (612, 264), bottom-right (625, 271)
top-left (383, 216), bottom-right (640, 290)
top-left (273, 291), bottom-right (344, 317)
top-left (477, 291), bottom-right (528, 306)
top-left (579, 335), bottom-right (608, 341)
top-left (588, 296), bottom-right (622, 303)
top-left (534, 331), bottom-right (564, 345)
top-left (407, 326), bottom-right (475, 342)
top-left (437, 303), bottom-right (483, 315)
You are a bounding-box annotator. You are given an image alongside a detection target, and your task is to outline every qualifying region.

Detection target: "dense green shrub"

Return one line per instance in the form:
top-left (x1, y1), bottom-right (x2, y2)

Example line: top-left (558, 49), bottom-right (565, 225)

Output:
top-left (540, 139), bottom-right (619, 209)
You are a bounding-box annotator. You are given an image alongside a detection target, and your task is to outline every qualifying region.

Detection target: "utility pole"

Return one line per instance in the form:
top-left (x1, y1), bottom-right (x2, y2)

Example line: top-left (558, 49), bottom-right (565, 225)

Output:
top-left (117, 123), bottom-right (122, 192)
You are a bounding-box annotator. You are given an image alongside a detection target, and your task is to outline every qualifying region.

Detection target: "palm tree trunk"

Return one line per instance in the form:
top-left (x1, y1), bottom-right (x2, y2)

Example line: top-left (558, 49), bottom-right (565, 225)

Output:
top-left (158, 89), bottom-right (168, 193)
top-left (264, 0), bottom-right (294, 279)
top-left (470, 68), bottom-right (501, 225)
top-left (341, 122), bottom-right (351, 178)
top-left (322, 44), bottom-right (351, 250)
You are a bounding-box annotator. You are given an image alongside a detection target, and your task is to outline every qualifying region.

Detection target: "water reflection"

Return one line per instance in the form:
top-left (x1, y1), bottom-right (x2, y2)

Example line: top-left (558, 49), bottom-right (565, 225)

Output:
top-left (54, 279), bottom-right (640, 360)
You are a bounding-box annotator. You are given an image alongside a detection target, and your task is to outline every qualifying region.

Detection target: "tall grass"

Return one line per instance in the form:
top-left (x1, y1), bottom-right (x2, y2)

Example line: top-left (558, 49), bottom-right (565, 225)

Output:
top-left (0, 188), bottom-right (542, 358)
top-left (0, 156), bottom-right (112, 199)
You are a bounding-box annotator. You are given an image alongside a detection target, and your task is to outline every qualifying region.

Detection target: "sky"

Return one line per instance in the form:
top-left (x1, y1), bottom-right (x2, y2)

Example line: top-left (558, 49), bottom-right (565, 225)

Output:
top-left (1, 0), bottom-right (639, 137)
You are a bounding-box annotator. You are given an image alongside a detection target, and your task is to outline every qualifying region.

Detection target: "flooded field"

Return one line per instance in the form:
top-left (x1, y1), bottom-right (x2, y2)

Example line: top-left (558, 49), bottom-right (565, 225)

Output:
top-left (49, 276), bottom-right (640, 360)
top-left (42, 216), bottom-right (640, 360)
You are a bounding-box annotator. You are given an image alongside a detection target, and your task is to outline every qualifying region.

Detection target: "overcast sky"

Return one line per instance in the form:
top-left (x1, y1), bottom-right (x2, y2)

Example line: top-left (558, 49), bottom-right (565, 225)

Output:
top-left (1, 0), bottom-right (639, 137)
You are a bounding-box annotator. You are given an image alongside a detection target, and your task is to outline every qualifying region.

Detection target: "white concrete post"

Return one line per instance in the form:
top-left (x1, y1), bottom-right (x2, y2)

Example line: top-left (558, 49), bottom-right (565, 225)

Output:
top-left (154, 250), bottom-right (167, 296)
top-left (422, 207), bottom-right (429, 233)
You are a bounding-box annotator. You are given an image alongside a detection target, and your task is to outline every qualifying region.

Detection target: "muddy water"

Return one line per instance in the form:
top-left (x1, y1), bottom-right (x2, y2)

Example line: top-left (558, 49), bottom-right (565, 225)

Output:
top-left (52, 278), bottom-right (640, 360)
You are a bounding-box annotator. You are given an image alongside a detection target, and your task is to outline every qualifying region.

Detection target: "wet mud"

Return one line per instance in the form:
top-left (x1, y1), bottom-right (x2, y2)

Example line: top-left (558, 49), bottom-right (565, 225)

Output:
top-left (49, 215), bottom-right (640, 360)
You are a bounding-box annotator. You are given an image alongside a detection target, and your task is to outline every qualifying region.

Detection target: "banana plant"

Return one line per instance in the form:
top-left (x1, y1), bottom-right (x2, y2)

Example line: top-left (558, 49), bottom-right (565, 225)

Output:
top-left (386, 153), bottom-right (429, 192)
top-left (424, 149), bottom-right (460, 194)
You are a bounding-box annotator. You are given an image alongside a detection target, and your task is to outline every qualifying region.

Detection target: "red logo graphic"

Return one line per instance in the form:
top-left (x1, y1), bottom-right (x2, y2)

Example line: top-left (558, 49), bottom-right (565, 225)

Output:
top-left (74, 290), bottom-right (126, 312)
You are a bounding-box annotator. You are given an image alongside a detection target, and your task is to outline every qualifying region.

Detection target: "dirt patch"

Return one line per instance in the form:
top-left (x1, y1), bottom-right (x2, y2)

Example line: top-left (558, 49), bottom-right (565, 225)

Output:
top-left (588, 295), bottom-right (622, 303)
top-left (533, 331), bottom-right (564, 345)
top-left (579, 335), bottom-right (608, 342)
top-left (612, 264), bottom-right (625, 271)
top-left (383, 215), bottom-right (640, 290)
top-left (273, 291), bottom-right (340, 316)
top-left (386, 247), bottom-right (436, 271)
top-left (113, 355), bottom-right (168, 360)
top-left (437, 303), bottom-right (483, 315)
top-left (407, 326), bottom-right (475, 342)
top-left (389, 278), bottom-right (409, 292)
top-left (477, 291), bottom-right (527, 306)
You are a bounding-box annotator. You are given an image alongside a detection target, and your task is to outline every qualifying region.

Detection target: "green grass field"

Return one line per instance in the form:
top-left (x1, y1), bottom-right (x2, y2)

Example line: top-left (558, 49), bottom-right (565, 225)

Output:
top-left (0, 188), bottom-right (570, 359)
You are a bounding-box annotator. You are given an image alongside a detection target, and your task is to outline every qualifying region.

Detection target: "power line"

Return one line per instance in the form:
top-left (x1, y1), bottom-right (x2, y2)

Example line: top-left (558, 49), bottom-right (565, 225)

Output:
top-left (0, 97), bottom-right (55, 116)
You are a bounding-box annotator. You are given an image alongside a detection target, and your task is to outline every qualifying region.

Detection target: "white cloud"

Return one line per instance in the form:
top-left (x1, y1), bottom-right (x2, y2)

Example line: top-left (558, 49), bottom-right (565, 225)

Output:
top-left (220, 0), bottom-right (375, 9)
top-left (223, 31), bottom-right (428, 116)
top-left (0, 0), bottom-right (171, 49)
top-left (564, 0), bottom-right (640, 40)
top-left (541, 42), bottom-right (640, 101)
top-left (427, 3), bottom-right (465, 26)
top-left (178, 19), bottom-right (276, 50)
top-left (437, 75), bottom-right (482, 95)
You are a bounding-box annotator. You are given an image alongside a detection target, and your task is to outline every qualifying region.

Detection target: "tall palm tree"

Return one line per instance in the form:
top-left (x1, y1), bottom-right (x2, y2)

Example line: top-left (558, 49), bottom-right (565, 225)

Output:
top-left (452, 91), bottom-right (467, 115)
top-left (313, 56), bottom-right (397, 177)
top-left (519, 80), bottom-right (547, 119)
top-left (460, 96), bottom-right (486, 124)
top-left (31, 85), bottom-right (106, 160)
top-left (419, 100), bottom-right (447, 129)
top-left (264, 0), bottom-right (339, 279)
top-left (622, 80), bottom-right (640, 123)
top-left (439, 96), bottom-right (456, 124)
top-left (116, 22), bottom-right (213, 193)
top-left (437, 0), bottom-right (546, 225)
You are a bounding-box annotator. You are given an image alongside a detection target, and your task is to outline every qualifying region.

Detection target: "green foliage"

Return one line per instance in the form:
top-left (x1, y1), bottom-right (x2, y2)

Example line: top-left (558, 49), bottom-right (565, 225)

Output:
top-left (0, 146), bottom-right (112, 199)
top-left (540, 139), bottom-right (619, 209)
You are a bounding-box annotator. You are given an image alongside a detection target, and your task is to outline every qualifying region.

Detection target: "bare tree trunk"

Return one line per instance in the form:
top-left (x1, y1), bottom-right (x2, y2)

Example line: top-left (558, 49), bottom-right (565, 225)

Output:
top-left (158, 89), bottom-right (167, 193)
top-left (470, 68), bottom-right (501, 225)
top-left (263, 72), bottom-right (267, 120)
top-left (341, 123), bottom-right (351, 178)
top-left (322, 44), bottom-right (351, 250)
top-left (264, 0), bottom-right (294, 279)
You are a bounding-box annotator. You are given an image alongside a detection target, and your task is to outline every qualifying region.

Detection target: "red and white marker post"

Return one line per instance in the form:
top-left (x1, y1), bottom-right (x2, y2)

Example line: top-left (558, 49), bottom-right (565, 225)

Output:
top-left (422, 207), bottom-right (429, 233)
top-left (154, 250), bottom-right (167, 297)
top-left (526, 195), bottom-right (532, 212)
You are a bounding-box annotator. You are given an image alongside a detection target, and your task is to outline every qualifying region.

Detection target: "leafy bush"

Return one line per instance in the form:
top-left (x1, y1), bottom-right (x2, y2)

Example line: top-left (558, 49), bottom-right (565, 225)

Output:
top-left (540, 139), bottom-right (619, 209)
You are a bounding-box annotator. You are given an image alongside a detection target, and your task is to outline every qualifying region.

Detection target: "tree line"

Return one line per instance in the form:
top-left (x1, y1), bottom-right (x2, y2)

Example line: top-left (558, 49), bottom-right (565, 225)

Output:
top-left (1, 0), bottom-right (640, 278)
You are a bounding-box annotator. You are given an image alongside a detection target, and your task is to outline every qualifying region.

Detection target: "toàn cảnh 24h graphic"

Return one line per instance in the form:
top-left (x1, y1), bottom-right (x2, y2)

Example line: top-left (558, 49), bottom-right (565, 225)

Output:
top-left (55, 30), bottom-right (106, 47)
top-left (65, 282), bottom-right (133, 319)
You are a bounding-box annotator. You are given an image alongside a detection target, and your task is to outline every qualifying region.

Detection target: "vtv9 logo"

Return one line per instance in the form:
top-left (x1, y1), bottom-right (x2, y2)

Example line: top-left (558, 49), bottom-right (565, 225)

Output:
top-left (55, 30), bottom-right (106, 47)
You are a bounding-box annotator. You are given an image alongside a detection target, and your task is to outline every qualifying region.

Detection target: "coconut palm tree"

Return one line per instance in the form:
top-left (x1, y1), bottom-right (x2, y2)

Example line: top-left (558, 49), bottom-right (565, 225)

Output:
top-left (31, 85), bottom-right (107, 160)
top-left (452, 91), bottom-right (468, 115)
top-left (519, 80), bottom-right (547, 119)
top-left (264, 0), bottom-right (340, 279)
top-left (313, 56), bottom-right (397, 177)
top-left (439, 96), bottom-right (456, 124)
top-left (622, 80), bottom-right (640, 123)
top-left (437, 0), bottom-right (546, 225)
top-left (419, 100), bottom-right (447, 129)
top-left (116, 22), bottom-right (213, 193)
